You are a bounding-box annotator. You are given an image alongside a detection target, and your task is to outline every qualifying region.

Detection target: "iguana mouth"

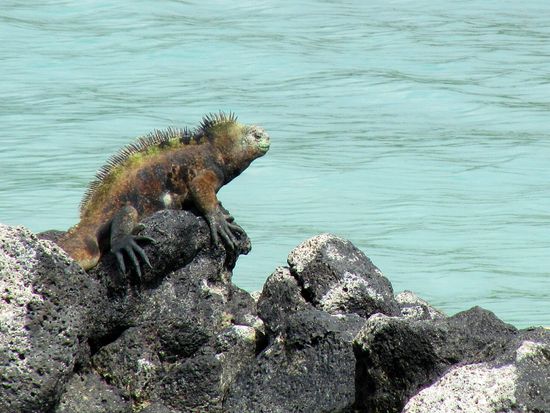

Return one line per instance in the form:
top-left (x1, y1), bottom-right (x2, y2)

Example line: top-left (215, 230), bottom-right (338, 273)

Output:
top-left (258, 141), bottom-right (270, 152)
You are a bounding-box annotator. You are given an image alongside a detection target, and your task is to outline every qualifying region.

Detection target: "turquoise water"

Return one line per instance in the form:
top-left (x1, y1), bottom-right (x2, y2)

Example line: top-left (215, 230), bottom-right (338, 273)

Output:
top-left (1, 1), bottom-right (549, 328)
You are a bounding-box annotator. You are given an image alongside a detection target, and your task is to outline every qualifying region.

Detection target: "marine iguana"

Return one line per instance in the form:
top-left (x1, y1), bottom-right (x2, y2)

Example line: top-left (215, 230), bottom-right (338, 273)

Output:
top-left (57, 112), bottom-right (270, 276)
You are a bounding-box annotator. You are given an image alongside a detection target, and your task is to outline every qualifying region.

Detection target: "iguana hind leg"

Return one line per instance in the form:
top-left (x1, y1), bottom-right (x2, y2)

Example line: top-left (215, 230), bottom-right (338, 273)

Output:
top-left (110, 205), bottom-right (155, 278)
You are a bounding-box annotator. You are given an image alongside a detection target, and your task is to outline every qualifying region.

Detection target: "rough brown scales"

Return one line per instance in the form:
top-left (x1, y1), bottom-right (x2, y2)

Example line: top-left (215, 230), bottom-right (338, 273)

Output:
top-left (57, 112), bottom-right (270, 275)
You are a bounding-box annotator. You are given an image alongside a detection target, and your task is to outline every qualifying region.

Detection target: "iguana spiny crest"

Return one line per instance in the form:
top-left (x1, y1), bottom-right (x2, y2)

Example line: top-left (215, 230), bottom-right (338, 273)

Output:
top-left (58, 112), bottom-right (270, 276)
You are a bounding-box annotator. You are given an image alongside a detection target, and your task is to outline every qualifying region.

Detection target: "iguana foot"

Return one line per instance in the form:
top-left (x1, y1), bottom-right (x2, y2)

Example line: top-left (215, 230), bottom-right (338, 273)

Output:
top-left (111, 234), bottom-right (155, 278)
top-left (109, 205), bottom-right (156, 278)
top-left (205, 209), bottom-right (246, 251)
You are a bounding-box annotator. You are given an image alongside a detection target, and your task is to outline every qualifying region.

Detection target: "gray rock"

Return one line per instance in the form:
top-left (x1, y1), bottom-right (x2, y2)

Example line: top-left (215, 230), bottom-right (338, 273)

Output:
top-left (224, 234), bottom-right (397, 413)
top-left (55, 372), bottom-right (130, 413)
top-left (353, 307), bottom-right (519, 413)
top-left (256, 266), bottom-right (309, 336)
top-left (0, 224), bottom-right (109, 413)
top-left (514, 330), bottom-right (550, 412)
top-left (2, 220), bottom-right (549, 413)
top-left (395, 290), bottom-right (446, 321)
top-left (0, 210), bottom-right (255, 413)
top-left (404, 361), bottom-right (517, 413)
top-left (138, 402), bottom-right (178, 413)
top-left (287, 234), bottom-right (400, 318)
top-left (403, 331), bottom-right (550, 413)
top-left (81, 210), bottom-right (257, 413)
top-left (224, 308), bottom-right (364, 413)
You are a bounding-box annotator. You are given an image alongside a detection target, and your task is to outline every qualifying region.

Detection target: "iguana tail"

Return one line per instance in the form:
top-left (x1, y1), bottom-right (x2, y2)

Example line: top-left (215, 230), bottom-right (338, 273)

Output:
top-left (57, 225), bottom-right (101, 270)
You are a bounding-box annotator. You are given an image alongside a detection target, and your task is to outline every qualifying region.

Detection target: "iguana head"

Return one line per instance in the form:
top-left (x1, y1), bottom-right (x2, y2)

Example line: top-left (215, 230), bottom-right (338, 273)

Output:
top-left (239, 124), bottom-right (270, 156)
top-left (200, 112), bottom-right (270, 170)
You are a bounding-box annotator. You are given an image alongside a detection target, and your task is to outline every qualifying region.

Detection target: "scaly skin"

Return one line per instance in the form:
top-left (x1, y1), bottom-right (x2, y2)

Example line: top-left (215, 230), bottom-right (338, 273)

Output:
top-left (57, 113), bottom-right (270, 276)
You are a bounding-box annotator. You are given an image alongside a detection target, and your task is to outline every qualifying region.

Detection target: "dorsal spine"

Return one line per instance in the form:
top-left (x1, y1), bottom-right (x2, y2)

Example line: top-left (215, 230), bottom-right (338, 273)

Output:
top-left (79, 112), bottom-right (238, 213)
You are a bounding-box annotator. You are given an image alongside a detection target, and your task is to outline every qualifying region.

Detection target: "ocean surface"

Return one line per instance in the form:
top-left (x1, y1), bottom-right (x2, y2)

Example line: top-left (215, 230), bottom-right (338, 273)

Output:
top-left (1, 1), bottom-right (549, 328)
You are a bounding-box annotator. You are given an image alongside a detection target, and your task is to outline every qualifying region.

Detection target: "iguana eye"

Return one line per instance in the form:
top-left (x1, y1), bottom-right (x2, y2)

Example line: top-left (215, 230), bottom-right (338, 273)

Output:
top-left (249, 126), bottom-right (264, 141)
top-left (247, 128), bottom-right (256, 138)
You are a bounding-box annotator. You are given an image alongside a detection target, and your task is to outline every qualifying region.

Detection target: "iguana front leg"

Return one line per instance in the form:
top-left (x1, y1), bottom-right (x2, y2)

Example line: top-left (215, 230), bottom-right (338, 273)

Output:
top-left (110, 205), bottom-right (155, 277)
top-left (189, 170), bottom-right (245, 250)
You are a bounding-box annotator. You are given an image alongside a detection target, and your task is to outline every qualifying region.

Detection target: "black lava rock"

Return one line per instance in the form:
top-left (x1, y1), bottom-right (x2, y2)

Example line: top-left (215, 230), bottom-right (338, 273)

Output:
top-left (1, 221), bottom-right (548, 413)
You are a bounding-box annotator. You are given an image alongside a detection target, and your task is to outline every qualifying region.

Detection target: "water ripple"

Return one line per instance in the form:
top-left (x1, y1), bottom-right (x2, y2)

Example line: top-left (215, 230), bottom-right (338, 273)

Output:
top-left (0, 0), bottom-right (549, 327)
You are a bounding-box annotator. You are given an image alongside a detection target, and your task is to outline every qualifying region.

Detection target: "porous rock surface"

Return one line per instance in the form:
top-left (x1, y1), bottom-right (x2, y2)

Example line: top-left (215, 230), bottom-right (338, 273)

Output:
top-left (1, 214), bottom-right (549, 413)
top-left (0, 224), bottom-right (104, 412)
top-left (224, 233), bottom-right (394, 412)
top-left (1, 210), bottom-right (257, 413)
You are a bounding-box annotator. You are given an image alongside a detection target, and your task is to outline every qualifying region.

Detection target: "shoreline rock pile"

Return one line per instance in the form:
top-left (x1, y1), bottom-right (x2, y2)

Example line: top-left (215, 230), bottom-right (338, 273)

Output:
top-left (1, 210), bottom-right (548, 412)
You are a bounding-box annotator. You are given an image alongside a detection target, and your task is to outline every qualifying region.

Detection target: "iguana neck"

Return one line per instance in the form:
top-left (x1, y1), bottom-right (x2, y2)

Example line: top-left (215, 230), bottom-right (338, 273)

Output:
top-left (211, 143), bottom-right (253, 184)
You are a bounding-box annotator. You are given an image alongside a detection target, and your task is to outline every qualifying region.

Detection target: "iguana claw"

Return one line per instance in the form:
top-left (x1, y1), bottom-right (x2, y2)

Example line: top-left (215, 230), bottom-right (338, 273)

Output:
top-left (205, 210), bottom-right (245, 251)
top-left (111, 234), bottom-right (155, 278)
